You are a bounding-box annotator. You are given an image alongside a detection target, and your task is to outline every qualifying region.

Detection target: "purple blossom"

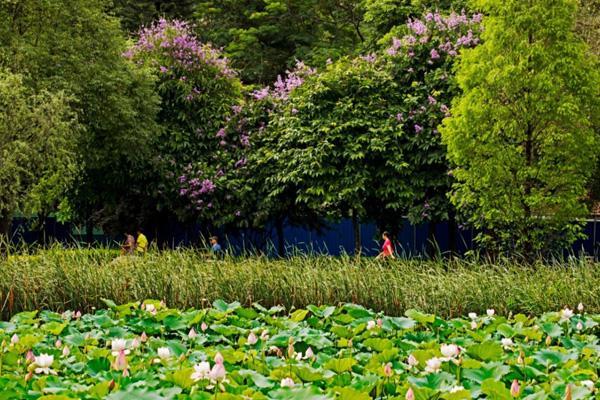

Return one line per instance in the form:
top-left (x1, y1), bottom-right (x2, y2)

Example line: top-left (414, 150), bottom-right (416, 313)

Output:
top-left (252, 87), bottom-right (270, 100)
top-left (360, 53), bottom-right (377, 63)
top-left (179, 188), bottom-right (188, 196)
top-left (291, 108), bottom-right (298, 114)
top-left (219, 140), bottom-right (227, 146)
top-left (216, 128), bottom-right (226, 138)
top-left (240, 135), bottom-right (250, 147)
top-left (235, 211), bottom-right (241, 217)
top-left (178, 175), bottom-right (187, 183)
top-left (231, 105), bottom-right (243, 114)
top-left (387, 48), bottom-right (398, 56)
top-left (428, 95), bottom-right (437, 105)
top-left (396, 113), bottom-right (404, 122)
top-left (414, 124), bottom-right (423, 133)
top-left (430, 49), bottom-right (440, 60)
top-left (407, 18), bottom-right (428, 35)
top-left (199, 179), bottom-right (216, 194)
top-left (234, 158), bottom-right (247, 168)
top-left (159, 66), bottom-right (169, 73)
top-left (441, 104), bottom-right (450, 115)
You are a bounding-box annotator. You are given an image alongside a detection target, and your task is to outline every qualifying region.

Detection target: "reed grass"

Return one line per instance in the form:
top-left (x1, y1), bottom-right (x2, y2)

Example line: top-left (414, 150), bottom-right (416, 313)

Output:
top-left (1, 247), bottom-right (598, 319)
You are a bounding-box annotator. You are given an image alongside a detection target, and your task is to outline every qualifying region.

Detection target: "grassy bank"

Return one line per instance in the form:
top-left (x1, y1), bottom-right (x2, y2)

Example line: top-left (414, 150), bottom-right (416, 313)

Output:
top-left (1, 249), bottom-right (599, 318)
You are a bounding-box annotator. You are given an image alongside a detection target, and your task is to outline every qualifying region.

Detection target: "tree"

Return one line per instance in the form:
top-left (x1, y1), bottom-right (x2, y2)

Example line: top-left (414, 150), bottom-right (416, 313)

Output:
top-left (125, 19), bottom-right (243, 231)
top-left (112, 0), bottom-right (197, 32)
top-left (193, 1), bottom-right (366, 84)
top-left (440, 0), bottom-right (600, 257)
top-left (0, 0), bottom-right (161, 237)
top-left (0, 71), bottom-right (78, 241)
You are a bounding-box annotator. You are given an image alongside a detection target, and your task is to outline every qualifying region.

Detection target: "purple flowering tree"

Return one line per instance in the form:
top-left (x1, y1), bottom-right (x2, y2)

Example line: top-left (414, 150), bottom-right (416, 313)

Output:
top-left (124, 19), bottom-right (243, 222)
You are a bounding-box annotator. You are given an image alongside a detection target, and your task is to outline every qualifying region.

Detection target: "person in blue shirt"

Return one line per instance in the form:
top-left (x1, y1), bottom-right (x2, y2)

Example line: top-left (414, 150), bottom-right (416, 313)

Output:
top-left (209, 236), bottom-right (223, 258)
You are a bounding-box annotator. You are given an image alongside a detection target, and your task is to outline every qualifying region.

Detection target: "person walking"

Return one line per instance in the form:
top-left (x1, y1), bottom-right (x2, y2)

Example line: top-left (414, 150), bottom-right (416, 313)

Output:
top-left (376, 231), bottom-right (395, 260)
top-left (121, 232), bottom-right (135, 255)
top-left (209, 236), bottom-right (223, 258)
top-left (135, 228), bottom-right (149, 254)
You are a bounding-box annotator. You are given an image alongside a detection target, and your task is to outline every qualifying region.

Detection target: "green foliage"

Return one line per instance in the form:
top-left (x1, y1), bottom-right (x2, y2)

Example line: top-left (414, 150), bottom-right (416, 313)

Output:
top-left (0, 0), bottom-right (161, 233)
top-left (0, 298), bottom-right (598, 397)
top-left (2, 249), bottom-right (600, 318)
top-left (0, 71), bottom-right (78, 233)
top-left (440, 0), bottom-right (600, 256)
top-left (112, 0), bottom-right (197, 32)
top-left (193, 0), bottom-right (366, 83)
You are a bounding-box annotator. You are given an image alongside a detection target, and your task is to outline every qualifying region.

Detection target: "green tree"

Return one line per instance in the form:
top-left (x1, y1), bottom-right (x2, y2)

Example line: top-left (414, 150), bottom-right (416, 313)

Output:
top-left (0, 71), bottom-right (78, 241)
top-left (193, 0), bottom-right (366, 84)
top-left (440, 0), bottom-right (600, 257)
top-left (112, 0), bottom-right (197, 32)
top-left (0, 0), bottom-right (160, 236)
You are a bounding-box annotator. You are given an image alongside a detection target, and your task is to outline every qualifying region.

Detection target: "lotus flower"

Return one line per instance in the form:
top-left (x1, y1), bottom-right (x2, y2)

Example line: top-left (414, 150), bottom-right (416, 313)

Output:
top-left (131, 338), bottom-right (141, 349)
top-left (280, 377), bottom-right (295, 387)
top-left (440, 344), bottom-right (460, 359)
top-left (577, 303), bottom-right (584, 312)
top-left (34, 354), bottom-right (56, 375)
top-left (581, 380), bottom-right (595, 391)
top-left (208, 361), bottom-right (226, 380)
top-left (140, 332), bottom-right (148, 342)
top-left (62, 346), bottom-right (70, 357)
top-left (111, 339), bottom-right (130, 356)
top-left (367, 320), bottom-right (376, 330)
top-left (470, 321), bottom-right (478, 329)
top-left (406, 387), bottom-right (415, 400)
top-left (214, 352), bottom-right (224, 364)
top-left (305, 347), bottom-right (314, 359)
top-left (10, 334), bottom-right (18, 345)
top-left (74, 311), bottom-right (82, 319)
top-left (468, 312), bottom-right (477, 320)
top-left (247, 332), bottom-right (258, 345)
top-left (201, 322), bottom-right (208, 332)
top-left (486, 309), bottom-right (495, 317)
top-left (191, 361), bottom-right (211, 381)
top-left (188, 327), bottom-right (198, 339)
top-left (144, 303), bottom-right (157, 315)
top-left (377, 318), bottom-right (383, 327)
top-left (157, 347), bottom-right (171, 360)
top-left (425, 357), bottom-right (442, 373)
top-left (450, 386), bottom-right (465, 393)
top-left (561, 308), bottom-right (574, 320)
top-left (260, 330), bottom-right (269, 341)
top-left (407, 354), bottom-right (419, 367)
top-left (576, 321), bottom-right (583, 331)
top-left (501, 338), bottom-right (514, 349)
top-left (510, 379), bottom-right (520, 397)
top-left (295, 352), bottom-right (303, 361)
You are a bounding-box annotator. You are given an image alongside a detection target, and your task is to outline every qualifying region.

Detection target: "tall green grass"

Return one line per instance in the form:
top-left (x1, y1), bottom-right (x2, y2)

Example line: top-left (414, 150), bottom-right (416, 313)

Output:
top-left (1, 248), bottom-right (598, 319)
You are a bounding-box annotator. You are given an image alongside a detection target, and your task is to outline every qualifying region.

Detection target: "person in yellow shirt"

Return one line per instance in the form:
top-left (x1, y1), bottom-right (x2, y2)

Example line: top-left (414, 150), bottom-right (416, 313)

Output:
top-left (135, 228), bottom-right (148, 254)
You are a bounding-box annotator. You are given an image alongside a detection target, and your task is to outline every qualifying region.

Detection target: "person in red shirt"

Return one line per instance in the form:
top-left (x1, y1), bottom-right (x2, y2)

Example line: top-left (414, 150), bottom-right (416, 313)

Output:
top-left (376, 231), bottom-right (395, 259)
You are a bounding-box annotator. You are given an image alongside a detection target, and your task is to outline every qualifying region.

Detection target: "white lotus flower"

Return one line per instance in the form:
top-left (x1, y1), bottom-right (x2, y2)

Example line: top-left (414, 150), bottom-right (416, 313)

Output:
top-left (440, 344), bottom-right (460, 359)
top-left (407, 354), bottom-right (419, 367)
top-left (501, 338), bottom-right (514, 349)
top-left (486, 309), bottom-right (495, 317)
top-left (449, 386), bottom-right (464, 393)
top-left (188, 327), bottom-right (198, 339)
top-left (424, 357), bottom-right (442, 373)
top-left (157, 347), bottom-right (171, 360)
top-left (10, 334), bottom-right (19, 345)
top-left (305, 347), bottom-right (314, 359)
top-left (295, 352), bottom-right (303, 361)
top-left (191, 361), bottom-right (211, 381)
top-left (561, 308), bottom-right (574, 320)
top-left (470, 321), bottom-right (478, 329)
top-left (111, 339), bottom-right (130, 356)
top-left (247, 332), bottom-right (258, 345)
top-left (366, 320), bottom-right (376, 330)
top-left (34, 354), bottom-right (56, 375)
top-left (144, 303), bottom-right (157, 314)
top-left (577, 303), bottom-right (584, 312)
top-left (62, 346), bottom-right (70, 357)
top-left (280, 377), bottom-right (295, 387)
top-left (468, 313), bottom-right (477, 320)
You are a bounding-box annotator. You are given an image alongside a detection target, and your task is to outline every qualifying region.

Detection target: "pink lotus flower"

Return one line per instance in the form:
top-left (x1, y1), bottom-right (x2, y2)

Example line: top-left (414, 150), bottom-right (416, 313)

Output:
top-left (26, 350), bottom-right (35, 363)
top-left (577, 303), bottom-right (584, 312)
top-left (280, 377), bottom-right (295, 387)
top-left (74, 311), bottom-right (82, 319)
top-left (384, 362), bottom-right (393, 377)
top-left (113, 349), bottom-right (128, 371)
top-left (55, 339), bottom-right (62, 348)
top-left (260, 330), bottom-right (269, 341)
top-left (34, 354), bottom-right (56, 375)
top-left (576, 321), bottom-right (583, 331)
top-left (62, 346), bottom-right (70, 357)
top-left (407, 354), bottom-right (419, 367)
top-left (440, 344), bottom-right (460, 359)
top-left (188, 327), bottom-right (198, 339)
top-left (208, 353), bottom-right (226, 380)
top-left (366, 320), bottom-right (376, 330)
top-left (406, 387), bottom-right (415, 400)
top-left (201, 322), bottom-right (208, 332)
top-left (191, 361), bottom-right (211, 381)
top-left (377, 318), bottom-right (383, 327)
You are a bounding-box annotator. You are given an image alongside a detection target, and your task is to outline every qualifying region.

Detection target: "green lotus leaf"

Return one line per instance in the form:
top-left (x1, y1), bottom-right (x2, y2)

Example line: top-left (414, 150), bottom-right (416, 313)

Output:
top-left (467, 341), bottom-right (503, 362)
top-left (480, 378), bottom-right (511, 400)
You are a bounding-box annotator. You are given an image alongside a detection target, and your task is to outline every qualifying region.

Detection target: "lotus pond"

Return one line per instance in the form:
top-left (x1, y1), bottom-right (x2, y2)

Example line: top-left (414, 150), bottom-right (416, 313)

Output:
top-left (0, 300), bottom-right (598, 399)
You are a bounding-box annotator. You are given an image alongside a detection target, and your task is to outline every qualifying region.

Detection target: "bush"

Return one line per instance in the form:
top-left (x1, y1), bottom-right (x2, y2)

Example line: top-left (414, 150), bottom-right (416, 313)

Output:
top-left (1, 249), bottom-right (598, 319)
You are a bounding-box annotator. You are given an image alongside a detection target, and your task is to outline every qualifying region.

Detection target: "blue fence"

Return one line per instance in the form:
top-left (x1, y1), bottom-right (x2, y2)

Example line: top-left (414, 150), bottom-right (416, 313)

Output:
top-left (9, 217), bottom-right (599, 258)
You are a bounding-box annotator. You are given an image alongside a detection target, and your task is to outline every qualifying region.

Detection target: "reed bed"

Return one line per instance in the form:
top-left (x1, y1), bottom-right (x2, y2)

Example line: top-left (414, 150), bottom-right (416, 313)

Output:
top-left (1, 248), bottom-right (598, 319)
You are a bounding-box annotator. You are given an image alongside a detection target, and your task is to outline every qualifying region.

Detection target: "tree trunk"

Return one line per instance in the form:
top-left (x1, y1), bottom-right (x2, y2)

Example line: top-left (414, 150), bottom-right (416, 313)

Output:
top-left (275, 217), bottom-right (285, 257)
top-left (351, 211), bottom-right (361, 256)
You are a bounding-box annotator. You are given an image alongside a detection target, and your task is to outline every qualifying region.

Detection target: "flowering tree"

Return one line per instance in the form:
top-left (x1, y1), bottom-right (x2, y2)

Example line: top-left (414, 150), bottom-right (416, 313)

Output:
top-left (125, 19), bottom-right (243, 224)
top-left (440, 0), bottom-right (600, 257)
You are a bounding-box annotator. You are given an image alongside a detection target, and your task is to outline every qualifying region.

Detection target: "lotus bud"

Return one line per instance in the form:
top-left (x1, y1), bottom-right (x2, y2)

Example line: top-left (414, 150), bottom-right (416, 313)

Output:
top-left (131, 338), bottom-right (141, 349)
top-left (26, 350), bottom-right (35, 364)
top-left (25, 371), bottom-right (33, 382)
top-left (160, 300), bottom-right (166, 308)
top-left (471, 321), bottom-right (478, 329)
top-left (545, 335), bottom-right (552, 346)
top-left (407, 354), bottom-right (419, 367)
top-left (260, 330), bottom-right (269, 341)
top-left (188, 327), bottom-right (198, 339)
top-left (108, 379), bottom-right (116, 391)
top-left (384, 362), bottom-right (393, 377)
top-left (347, 339), bottom-right (353, 348)
top-left (576, 321), bottom-right (583, 331)
top-left (247, 332), bottom-right (258, 345)
top-left (140, 332), bottom-right (148, 342)
top-left (122, 368), bottom-right (130, 378)
top-left (157, 347), bottom-right (171, 360)
top-left (468, 312), bottom-right (477, 320)
top-left (295, 352), bottom-right (303, 361)
top-left (201, 322), bottom-right (208, 332)
top-left (214, 352), bottom-right (224, 365)
top-left (113, 349), bottom-right (128, 371)
top-left (305, 347), bottom-right (314, 359)
top-left (406, 387), bottom-right (415, 400)
top-left (287, 342), bottom-right (295, 359)
top-left (510, 380), bottom-right (520, 397)
top-left (62, 346), bottom-right (70, 357)
top-left (486, 309), bottom-right (495, 317)
top-left (366, 320), bottom-right (376, 330)
top-left (55, 339), bottom-right (62, 348)
top-left (74, 311), bottom-right (82, 319)
top-left (517, 350), bottom-right (525, 365)
top-left (11, 334), bottom-right (19, 345)
top-left (577, 303), bottom-right (584, 312)
top-left (377, 318), bottom-right (383, 327)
